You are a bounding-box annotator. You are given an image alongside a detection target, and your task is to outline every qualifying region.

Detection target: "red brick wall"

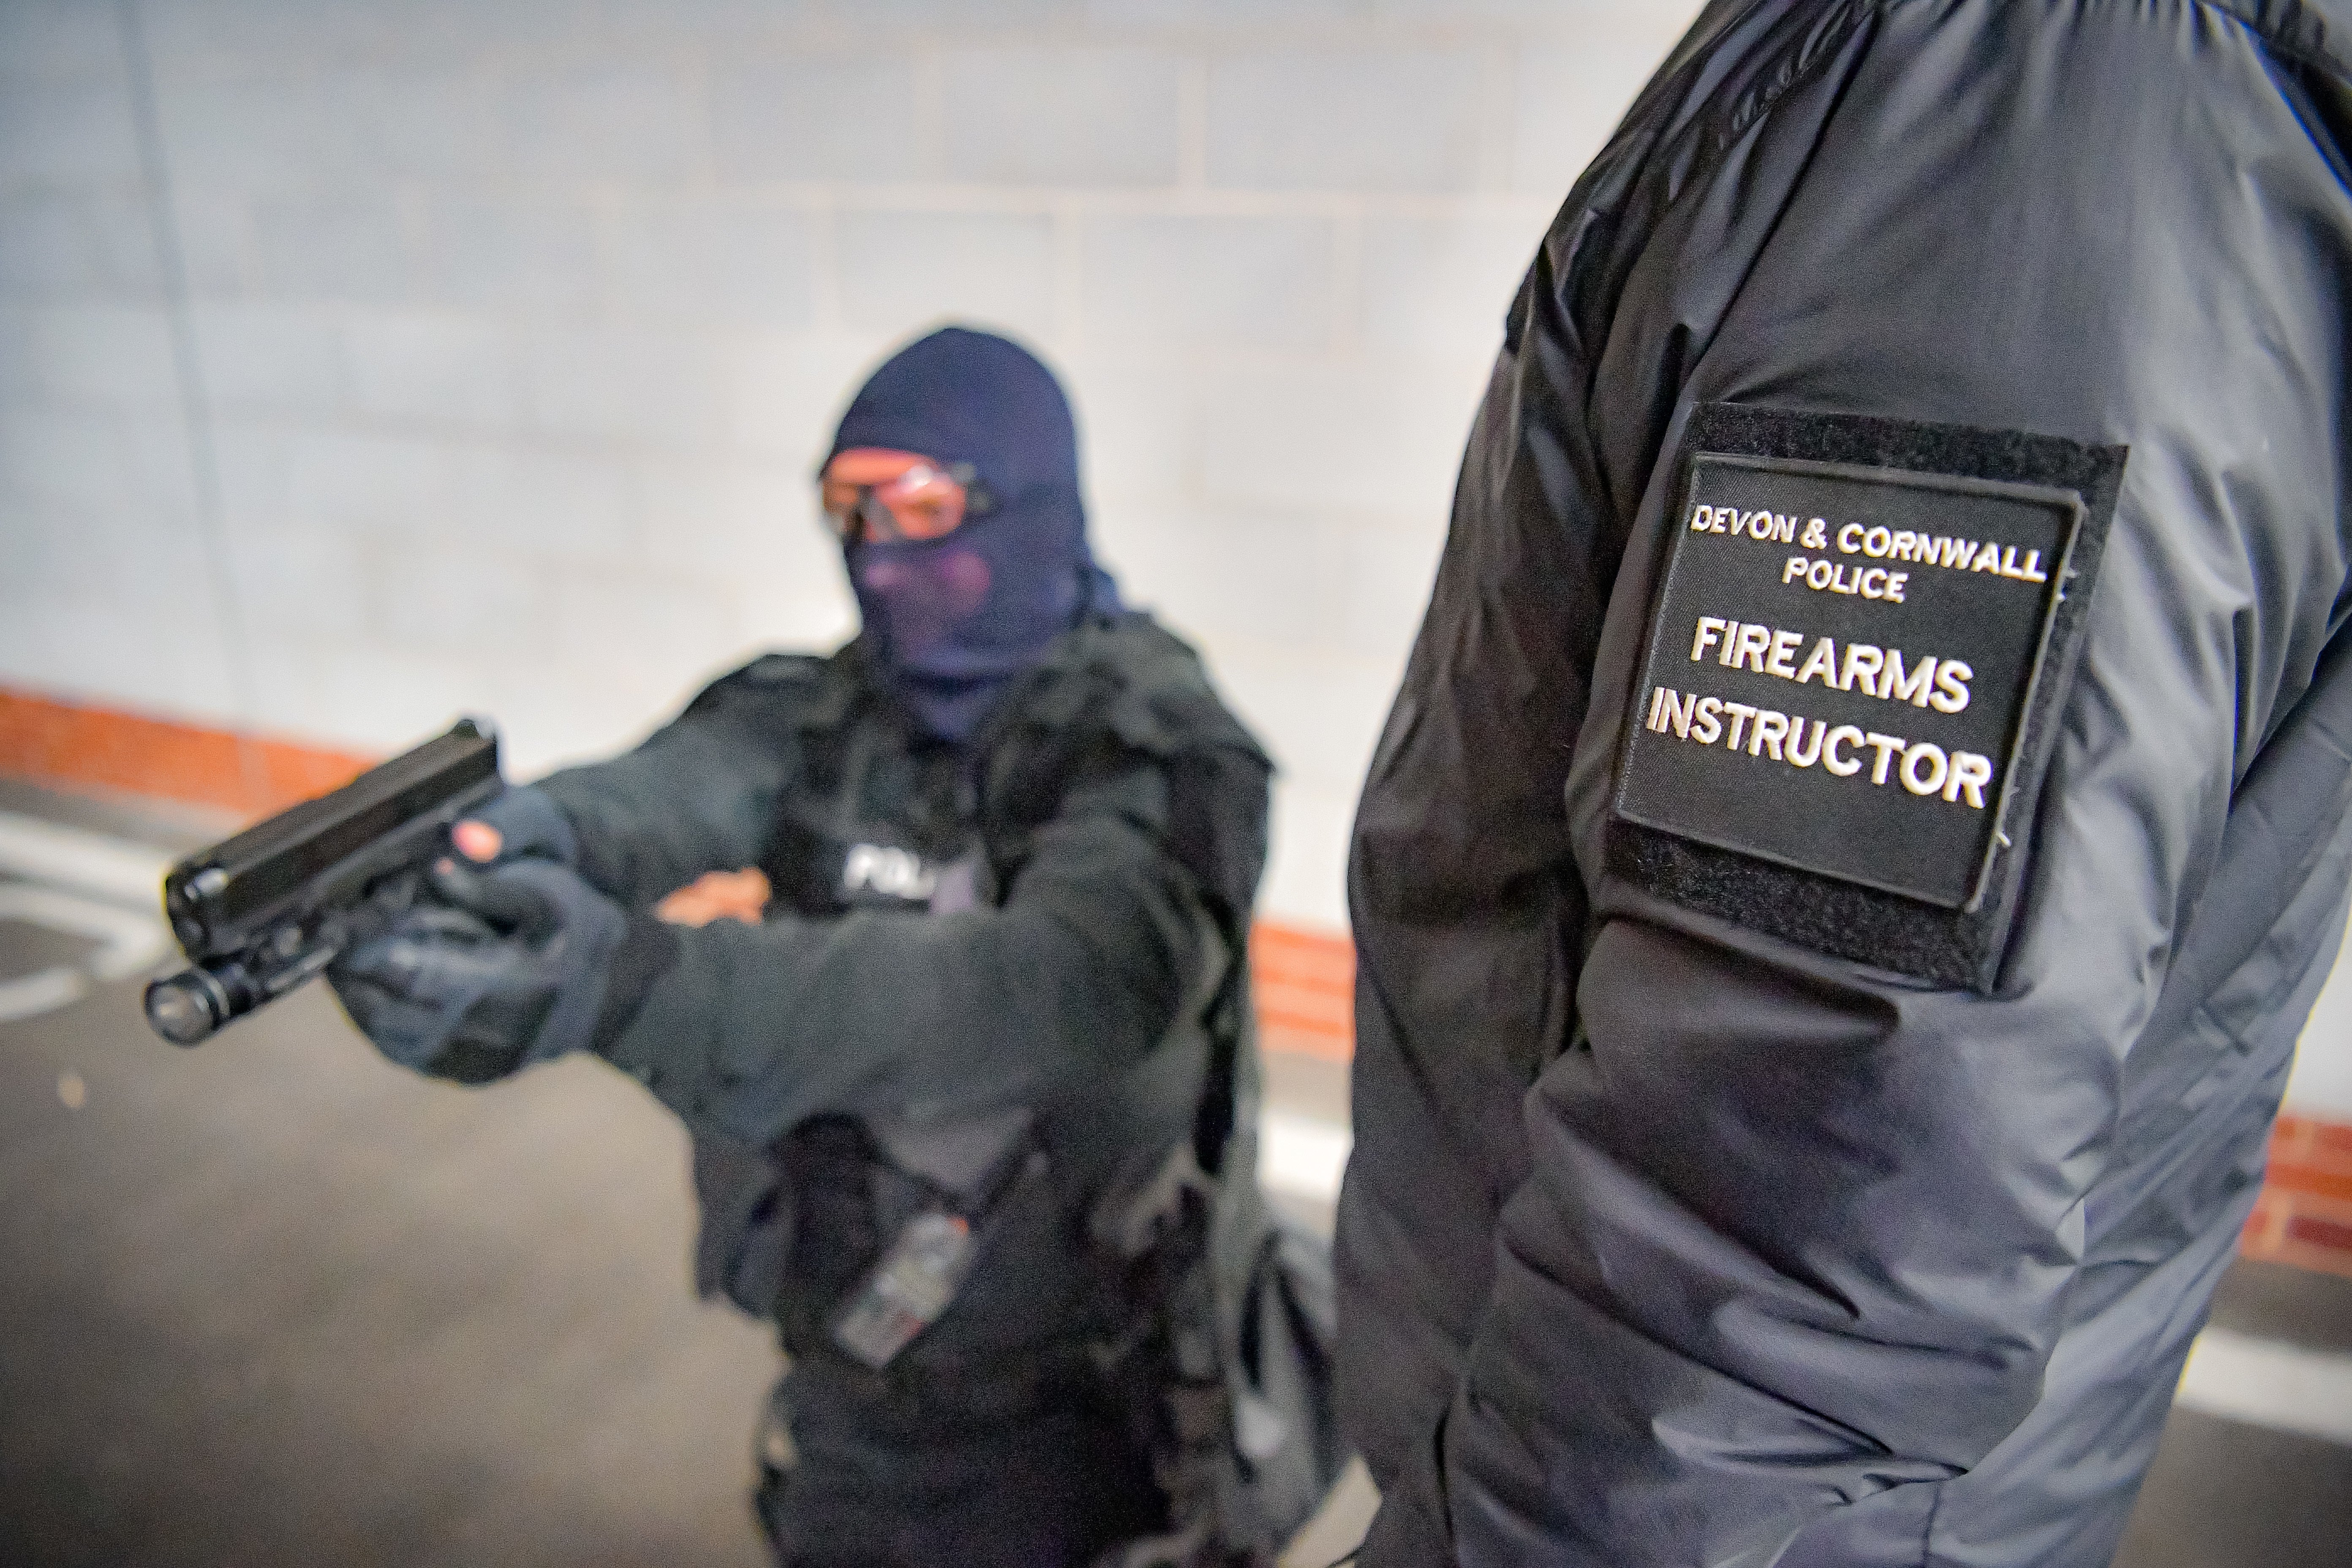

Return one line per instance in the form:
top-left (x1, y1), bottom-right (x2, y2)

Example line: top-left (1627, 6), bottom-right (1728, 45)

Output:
top-left (0, 689), bottom-right (371, 818)
top-left (1252, 921), bottom-right (1355, 1064)
top-left (2246, 1114), bottom-right (2352, 1281)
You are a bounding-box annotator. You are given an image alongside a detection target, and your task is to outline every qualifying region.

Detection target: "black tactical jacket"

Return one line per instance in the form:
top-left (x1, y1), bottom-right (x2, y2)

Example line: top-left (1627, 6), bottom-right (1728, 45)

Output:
top-left (1339, 3), bottom-right (2352, 1565)
top-left (537, 611), bottom-right (1339, 1558)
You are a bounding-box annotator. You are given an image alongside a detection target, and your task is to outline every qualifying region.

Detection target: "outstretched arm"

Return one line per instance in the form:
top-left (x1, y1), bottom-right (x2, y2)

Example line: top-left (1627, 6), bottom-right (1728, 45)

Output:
top-left (600, 765), bottom-right (1219, 1146)
top-left (529, 659), bottom-right (822, 910)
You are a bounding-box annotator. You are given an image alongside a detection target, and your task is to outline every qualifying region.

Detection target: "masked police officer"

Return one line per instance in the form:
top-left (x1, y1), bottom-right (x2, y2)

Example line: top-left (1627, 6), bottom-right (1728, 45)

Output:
top-left (1338, 3), bottom-right (2352, 1565)
top-left (328, 327), bottom-right (1340, 1568)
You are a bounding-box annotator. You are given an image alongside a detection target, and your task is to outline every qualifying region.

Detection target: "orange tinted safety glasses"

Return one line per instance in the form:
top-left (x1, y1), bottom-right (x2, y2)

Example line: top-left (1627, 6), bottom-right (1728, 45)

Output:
top-left (820, 448), bottom-right (991, 544)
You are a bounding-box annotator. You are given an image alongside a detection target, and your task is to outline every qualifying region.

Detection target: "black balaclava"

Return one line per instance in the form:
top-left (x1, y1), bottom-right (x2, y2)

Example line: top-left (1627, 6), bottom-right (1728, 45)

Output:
top-left (828, 327), bottom-right (1120, 743)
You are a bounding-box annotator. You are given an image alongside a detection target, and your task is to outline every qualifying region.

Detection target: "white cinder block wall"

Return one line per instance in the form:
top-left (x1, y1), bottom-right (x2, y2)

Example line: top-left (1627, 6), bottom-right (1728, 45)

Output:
top-left (0, 0), bottom-right (1700, 928)
top-left (5, 0), bottom-right (2348, 1117)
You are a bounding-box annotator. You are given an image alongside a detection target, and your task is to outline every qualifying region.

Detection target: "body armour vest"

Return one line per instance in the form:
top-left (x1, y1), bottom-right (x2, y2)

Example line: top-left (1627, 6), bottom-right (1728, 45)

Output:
top-left (672, 614), bottom-right (1341, 1562)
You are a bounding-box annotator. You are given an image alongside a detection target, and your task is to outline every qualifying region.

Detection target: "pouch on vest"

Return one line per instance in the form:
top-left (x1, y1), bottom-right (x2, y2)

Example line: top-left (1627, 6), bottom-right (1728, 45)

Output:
top-left (829, 1105), bottom-right (1045, 1369)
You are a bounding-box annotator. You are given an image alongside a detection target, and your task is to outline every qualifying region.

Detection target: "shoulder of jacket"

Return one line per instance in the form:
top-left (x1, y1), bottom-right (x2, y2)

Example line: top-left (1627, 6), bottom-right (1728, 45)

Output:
top-left (988, 614), bottom-right (1273, 925)
top-left (2202, 1), bottom-right (2352, 79)
top-left (682, 648), bottom-right (861, 730)
top-left (1054, 612), bottom-right (1274, 772)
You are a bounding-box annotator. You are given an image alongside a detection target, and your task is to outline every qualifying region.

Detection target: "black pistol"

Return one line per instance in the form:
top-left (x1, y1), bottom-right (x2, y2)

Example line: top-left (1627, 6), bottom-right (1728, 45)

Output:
top-left (143, 719), bottom-right (503, 1046)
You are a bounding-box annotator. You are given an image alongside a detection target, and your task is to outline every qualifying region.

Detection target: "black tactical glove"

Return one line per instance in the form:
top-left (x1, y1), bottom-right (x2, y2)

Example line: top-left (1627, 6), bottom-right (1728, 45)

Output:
top-left (451, 782), bottom-right (578, 867)
top-left (328, 857), bottom-right (625, 1084)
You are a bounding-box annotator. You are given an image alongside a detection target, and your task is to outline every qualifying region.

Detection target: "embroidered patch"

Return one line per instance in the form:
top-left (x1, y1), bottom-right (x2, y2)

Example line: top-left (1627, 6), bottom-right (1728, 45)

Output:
top-left (1610, 404), bottom-right (2126, 991)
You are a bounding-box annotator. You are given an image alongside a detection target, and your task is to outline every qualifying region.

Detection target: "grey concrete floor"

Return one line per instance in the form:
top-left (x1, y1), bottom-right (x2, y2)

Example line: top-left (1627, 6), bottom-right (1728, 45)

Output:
top-left (2113, 1261), bottom-right (2352, 1568)
top-left (1, 780), bottom-right (2347, 1567)
top-left (3, 921), bottom-right (779, 1567)
top-left (1, 782), bottom-right (779, 1567)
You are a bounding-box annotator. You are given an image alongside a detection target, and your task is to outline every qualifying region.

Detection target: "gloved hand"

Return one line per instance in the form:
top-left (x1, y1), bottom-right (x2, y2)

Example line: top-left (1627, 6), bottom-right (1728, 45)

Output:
top-left (328, 856), bottom-right (625, 1084)
top-left (449, 782), bottom-right (578, 868)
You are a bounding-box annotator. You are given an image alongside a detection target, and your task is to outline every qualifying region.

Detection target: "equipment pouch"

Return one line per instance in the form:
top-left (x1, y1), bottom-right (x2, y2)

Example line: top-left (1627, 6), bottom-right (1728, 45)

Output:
top-left (827, 1107), bottom-right (1046, 1369)
top-left (830, 1210), bottom-right (980, 1369)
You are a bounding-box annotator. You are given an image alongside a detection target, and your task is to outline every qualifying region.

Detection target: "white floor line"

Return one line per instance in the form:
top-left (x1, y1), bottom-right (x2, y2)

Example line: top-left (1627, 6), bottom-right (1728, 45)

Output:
top-left (0, 963), bottom-right (90, 1026)
top-left (0, 812), bottom-right (177, 1025)
top-left (0, 811), bottom-right (176, 907)
top-left (1261, 1109), bottom-right (1351, 1205)
top-left (2175, 1327), bottom-right (2352, 1446)
top-left (0, 881), bottom-right (172, 980)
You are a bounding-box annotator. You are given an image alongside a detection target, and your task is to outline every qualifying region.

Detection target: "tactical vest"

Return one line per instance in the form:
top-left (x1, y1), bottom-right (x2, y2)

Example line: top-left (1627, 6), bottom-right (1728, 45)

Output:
top-left (682, 618), bottom-right (1341, 1565)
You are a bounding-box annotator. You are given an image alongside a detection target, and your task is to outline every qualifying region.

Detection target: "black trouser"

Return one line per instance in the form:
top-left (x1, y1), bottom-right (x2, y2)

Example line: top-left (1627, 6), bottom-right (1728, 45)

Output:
top-left (754, 1348), bottom-right (1166, 1568)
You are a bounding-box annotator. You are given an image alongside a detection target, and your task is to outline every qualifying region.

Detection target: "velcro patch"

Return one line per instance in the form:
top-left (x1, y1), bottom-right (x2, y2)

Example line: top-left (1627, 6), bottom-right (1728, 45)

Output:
top-left (1609, 404), bottom-right (2126, 991)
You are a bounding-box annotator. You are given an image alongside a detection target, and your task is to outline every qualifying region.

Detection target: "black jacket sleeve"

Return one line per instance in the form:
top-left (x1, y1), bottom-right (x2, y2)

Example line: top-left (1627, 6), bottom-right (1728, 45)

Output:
top-left (596, 760), bottom-right (1220, 1148)
top-left (1342, 3), bottom-right (2352, 1565)
top-left (532, 656), bottom-right (827, 911)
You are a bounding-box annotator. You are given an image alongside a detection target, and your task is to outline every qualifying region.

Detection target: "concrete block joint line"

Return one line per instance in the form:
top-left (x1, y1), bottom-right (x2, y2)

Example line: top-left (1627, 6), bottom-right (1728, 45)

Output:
top-left (109, 0), bottom-right (264, 789)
